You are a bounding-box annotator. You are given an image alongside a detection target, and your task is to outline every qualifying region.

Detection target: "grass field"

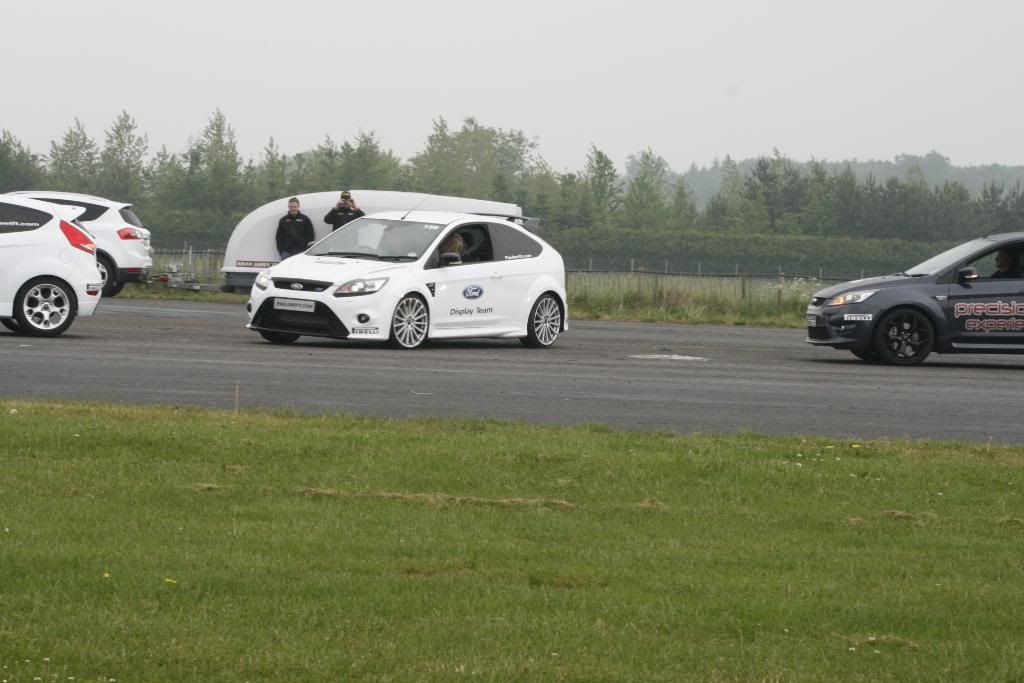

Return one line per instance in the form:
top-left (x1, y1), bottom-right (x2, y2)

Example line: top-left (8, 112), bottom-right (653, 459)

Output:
top-left (117, 272), bottom-right (820, 327)
top-left (2, 401), bottom-right (1022, 681)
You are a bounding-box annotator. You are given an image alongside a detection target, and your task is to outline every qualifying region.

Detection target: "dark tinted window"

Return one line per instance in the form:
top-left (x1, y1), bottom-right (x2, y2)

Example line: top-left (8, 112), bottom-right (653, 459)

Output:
top-left (0, 202), bottom-right (52, 234)
top-left (965, 242), bottom-right (1024, 280)
top-left (120, 207), bottom-right (144, 227)
top-left (34, 197), bottom-right (109, 222)
top-left (489, 222), bottom-right (543, 261)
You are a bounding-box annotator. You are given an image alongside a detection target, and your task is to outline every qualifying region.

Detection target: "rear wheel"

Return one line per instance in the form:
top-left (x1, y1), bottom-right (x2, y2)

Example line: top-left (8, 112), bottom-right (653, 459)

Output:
top-left (1, 318), bottom-right (21, 333)
top-left (259, 330), bottom-right (300, 344)
top-left (97, 255), bottom-right (121, 297)
top-left (521, 294), bottom-right (562, 348)
top-left (14, 278), bottom-right (77, 337)
top-left (389, 295), bottom-right (429, 349)
top-left (873, 308), bottom-right (934, 366)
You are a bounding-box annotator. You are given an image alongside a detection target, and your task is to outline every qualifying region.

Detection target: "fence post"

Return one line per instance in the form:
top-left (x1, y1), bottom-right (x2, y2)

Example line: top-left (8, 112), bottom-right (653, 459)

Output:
top-left (664, 259), bottom-right (668, 274)
top-left (698, 261), bottom-right (702, 275)
top-left (588, 257), bottom-right (593, 271)
top-left (741, 277), bottom-right (747, 299)
top-left (630, 258), bottom-right (634, 272)
top-left (777, 273), bottom-right (784, 307)
top-left (735, 264), bottom-right (739, 276)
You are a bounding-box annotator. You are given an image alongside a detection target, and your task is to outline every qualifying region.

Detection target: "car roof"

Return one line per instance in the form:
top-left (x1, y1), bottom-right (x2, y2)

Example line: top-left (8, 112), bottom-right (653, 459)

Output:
top-left (986, 232), bottom-right (1024, 242)
top-left (1, 193), bottom-right (65, 216)
top-left (369, 210), bottom-right (524, 227)
top-left (9, 190), bottom-right (128, 209)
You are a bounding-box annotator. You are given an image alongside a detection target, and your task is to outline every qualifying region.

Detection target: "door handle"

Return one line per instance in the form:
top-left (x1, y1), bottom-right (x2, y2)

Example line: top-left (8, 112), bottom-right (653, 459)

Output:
top-left (491, 272), bottom-right (504, 279)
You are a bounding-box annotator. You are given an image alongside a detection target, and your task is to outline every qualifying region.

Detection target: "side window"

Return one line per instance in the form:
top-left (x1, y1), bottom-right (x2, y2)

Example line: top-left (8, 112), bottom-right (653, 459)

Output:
top-left (437, 224), bottom-right (494, 265)
top-left (967, 243), bottom-right (1024, 280)
top-left (0, 202), bottom-right (52, 235)
top-left (33, 198), bottom-right (108, 222)
top-left (489, 222), bottom-right (543, 261)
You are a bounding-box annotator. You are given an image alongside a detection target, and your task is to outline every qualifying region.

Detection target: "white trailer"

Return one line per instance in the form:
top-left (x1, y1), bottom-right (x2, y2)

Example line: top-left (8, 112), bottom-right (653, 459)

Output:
top-left (221, 190), bottom-right (522, 291)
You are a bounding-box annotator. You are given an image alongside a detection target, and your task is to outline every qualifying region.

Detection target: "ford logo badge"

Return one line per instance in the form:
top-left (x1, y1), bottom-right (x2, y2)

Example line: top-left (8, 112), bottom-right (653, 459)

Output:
top-left (462, 285), bottom-right (483, 300)
top-left (290, 283), bottom-right (303, 290)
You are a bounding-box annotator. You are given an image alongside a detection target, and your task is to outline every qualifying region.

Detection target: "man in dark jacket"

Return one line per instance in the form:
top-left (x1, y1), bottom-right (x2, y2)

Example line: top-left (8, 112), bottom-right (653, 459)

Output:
top-left (323, 190), bottom-right (365, 232)
top-left (275, 197), bottom-right (315, 260)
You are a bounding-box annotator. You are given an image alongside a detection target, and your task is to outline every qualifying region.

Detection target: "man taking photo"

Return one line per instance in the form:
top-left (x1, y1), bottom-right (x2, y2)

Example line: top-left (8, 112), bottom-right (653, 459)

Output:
top-left (324, 190), bottom-right (365, 232)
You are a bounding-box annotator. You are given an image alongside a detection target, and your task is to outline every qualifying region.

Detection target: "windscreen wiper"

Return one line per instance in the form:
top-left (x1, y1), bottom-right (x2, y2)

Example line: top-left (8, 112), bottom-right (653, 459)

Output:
top-left (323, 251), bottom-right (379, 260)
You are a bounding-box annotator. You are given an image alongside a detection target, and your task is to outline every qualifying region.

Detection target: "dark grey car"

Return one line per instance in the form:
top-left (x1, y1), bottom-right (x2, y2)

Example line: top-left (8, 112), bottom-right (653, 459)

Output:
top-left (806, 233), bottom-right (1024, 365)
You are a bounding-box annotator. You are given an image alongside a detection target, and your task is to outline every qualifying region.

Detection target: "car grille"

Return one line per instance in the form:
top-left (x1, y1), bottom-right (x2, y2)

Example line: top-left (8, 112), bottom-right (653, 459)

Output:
top-left (252, 300), bottom-right (349, 338)
top-left (807, 326), bottom-right (831, 340)
top-left (272, 278), bottom-right (333, 293)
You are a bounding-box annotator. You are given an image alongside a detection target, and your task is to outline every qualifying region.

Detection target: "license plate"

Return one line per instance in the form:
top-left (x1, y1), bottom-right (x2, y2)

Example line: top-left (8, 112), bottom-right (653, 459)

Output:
top-left (274, 298), bottom-right (315, 313)
top-left (806, 314), bottom-right (819, 327)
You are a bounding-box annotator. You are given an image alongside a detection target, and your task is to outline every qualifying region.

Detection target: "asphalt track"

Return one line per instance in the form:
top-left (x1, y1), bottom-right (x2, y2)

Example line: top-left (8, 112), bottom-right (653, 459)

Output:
top-left (2, 299), bottom-right (1024, 444)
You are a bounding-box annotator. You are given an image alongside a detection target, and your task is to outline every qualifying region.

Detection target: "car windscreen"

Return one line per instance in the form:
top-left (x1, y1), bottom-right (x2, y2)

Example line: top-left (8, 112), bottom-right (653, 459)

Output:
top-left (905, 238), bottom-right (995, 275)
top-left (120, 207), bottom-right (144, 228)
top-left (307, 218), bottom-right (444, 261)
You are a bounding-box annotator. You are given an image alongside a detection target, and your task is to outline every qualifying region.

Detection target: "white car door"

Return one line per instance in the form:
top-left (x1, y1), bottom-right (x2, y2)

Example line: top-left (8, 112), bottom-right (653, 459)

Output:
top-left (427, 224), bottom-right (518, 335)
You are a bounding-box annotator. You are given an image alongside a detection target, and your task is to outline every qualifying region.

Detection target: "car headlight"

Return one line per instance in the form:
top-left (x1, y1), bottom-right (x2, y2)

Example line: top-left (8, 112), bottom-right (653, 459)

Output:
top-left (254, 270), bottom-right (272, 291)
top-left (827, 290), bottom-right (878, 306)
top-left (333, 277), bottom-right (389, 297)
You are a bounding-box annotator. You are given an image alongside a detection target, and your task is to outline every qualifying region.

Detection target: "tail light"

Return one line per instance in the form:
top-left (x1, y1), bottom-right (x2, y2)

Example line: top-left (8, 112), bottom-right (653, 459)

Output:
top-left (118, 227), bottom-right (144, 240)
top-left (60, 220), bottom-right (96, 254)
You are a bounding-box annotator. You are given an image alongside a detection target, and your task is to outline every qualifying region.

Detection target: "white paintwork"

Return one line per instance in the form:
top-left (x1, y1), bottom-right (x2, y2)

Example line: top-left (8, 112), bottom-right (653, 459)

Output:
top-left (0, 194), bottom-right (103, 328)
top-left (9, 190), bottom-right (153, 281)
top-left (246, 210), bottom-right (567, 347)
top-left (224, 190), bottom-right (523, 279)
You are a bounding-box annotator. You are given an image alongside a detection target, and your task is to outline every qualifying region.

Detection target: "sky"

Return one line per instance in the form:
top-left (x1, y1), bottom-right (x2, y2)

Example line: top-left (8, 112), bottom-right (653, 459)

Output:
top-left (4, 0), bottom-right (1024, 173)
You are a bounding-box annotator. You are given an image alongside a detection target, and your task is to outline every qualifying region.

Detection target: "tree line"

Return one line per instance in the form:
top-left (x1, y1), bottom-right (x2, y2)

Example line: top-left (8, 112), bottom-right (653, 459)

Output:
top-left (3, 111), bottom-right (1024, 277)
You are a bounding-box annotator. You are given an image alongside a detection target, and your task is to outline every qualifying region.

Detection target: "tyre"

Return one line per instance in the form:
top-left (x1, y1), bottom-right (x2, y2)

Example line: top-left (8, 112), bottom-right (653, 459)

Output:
top-left (1, 318), bottom-right (21, 333)
top-left (872, 308), bottom-right (934, 366)
top-left (97, 254), bottom-right (120, 297)
top-left (521, 293), bottom-right (562, 348)
top-left (389, 294), bottom-right (429, 349)
top-left (14, 278), bottom-right (77, 337)
top-left (259, 330), bottom-right (300, 344)
top-left (107, 281), bottom-right (126, 297)
top-left (850, 348), bottom-right (879, 362)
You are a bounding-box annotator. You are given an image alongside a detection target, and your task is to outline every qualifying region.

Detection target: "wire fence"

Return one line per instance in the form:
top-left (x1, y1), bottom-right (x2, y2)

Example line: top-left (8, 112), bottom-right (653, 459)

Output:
top-left (152, 250), bottom-right (865, 285)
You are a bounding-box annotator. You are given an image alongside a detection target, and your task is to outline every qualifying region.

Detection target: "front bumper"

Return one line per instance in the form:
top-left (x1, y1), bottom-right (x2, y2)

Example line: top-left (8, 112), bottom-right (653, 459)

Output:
top-left (247, 288), bottom-right (397, 341)
top-left (805, 303), bottom-right (880, 348)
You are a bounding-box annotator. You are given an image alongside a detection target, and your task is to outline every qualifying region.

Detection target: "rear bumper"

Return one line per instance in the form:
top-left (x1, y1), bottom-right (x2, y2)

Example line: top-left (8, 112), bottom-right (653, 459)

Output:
top-left (117, 267), bottom-right (150, 283)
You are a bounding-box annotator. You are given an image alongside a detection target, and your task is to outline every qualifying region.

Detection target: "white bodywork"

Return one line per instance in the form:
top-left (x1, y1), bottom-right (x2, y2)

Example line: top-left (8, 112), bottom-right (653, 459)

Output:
top-left (9, 191), bottom-right (153, 290)
top-left (246, 211), bottom-right (567, 347)
top-left (0, 195), bottom-right (103, 329)
top-left (223, 190), bottom-right (523, 289)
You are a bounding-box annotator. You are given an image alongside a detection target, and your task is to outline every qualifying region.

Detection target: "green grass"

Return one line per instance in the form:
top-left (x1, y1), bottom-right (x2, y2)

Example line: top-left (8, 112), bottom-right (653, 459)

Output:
top-left (1, 401), bottom-right (1022, 681)
top-left (116, 272), bottom-right (817, 327)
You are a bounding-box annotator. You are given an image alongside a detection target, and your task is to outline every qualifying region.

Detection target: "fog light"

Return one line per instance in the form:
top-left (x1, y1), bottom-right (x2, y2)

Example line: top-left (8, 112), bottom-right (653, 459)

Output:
top-left (357, 313), bottom-right (370, 324)
top-left (246, 303), bottom-right (252, 313)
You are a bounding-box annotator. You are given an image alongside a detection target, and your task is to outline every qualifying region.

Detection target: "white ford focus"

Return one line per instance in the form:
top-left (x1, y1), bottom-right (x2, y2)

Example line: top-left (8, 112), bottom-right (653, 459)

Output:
top-left (246, 211), bottom-right (567, 349)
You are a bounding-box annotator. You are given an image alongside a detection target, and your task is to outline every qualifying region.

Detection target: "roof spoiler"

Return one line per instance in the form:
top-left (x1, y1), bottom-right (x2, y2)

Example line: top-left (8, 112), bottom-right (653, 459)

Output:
top-left (469, 212), bottom-right (542, 233)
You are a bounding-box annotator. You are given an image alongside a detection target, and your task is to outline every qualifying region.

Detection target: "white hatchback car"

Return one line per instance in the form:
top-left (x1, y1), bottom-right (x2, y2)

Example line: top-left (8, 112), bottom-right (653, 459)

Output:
top-left (0, 195), bottom-right (103, 336)
top-left (10, 191), bottom-right (152, 297)
top-left (246, 211), bottom-right (567, 349)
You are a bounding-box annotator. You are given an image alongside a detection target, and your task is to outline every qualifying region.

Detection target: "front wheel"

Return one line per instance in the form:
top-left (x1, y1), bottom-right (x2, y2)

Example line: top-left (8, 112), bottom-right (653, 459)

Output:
top-left (14, 278), bottom-right (77, 337)
top-left (873, 308), bottom-right (934, 366)
top-left (389, 295), bottom-right (429, 349)
top-left (521, 294), bottom-right (562, 348)
top-left (259, 330), bottom-right (300, 344)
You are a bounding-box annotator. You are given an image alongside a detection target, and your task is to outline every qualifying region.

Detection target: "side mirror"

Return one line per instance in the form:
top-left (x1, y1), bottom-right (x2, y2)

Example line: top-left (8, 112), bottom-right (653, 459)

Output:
top-left (957, 267), bottom-right (979, 283)
top-left (441, 252), bottom-right (462, 266)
